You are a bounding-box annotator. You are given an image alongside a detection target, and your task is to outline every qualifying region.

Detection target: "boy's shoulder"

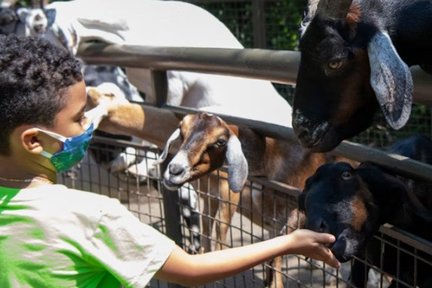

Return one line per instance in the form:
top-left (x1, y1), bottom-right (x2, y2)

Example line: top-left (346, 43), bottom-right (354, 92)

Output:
top-left (30, 184), bottom-right (114, 199)
top-left (23, 184), bottom-right (125, 215)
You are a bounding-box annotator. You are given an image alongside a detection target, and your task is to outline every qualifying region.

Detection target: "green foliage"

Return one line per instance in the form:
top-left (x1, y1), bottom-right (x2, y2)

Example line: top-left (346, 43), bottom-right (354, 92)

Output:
top-left (265, 0), bottom-right (304, 50)
top-left (189, 0), bottom-right (305, 49)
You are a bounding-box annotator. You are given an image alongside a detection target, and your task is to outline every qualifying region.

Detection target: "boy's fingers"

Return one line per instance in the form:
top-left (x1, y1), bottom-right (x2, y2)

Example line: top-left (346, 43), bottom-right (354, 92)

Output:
top-left (323, 246), bottom-right (340, 269)
top-left (325, 234), bottom-right (336, 243)
top-left (327, 255), bottom-right (340, 269)
top-left (314, 232), bottom-right (336, 244)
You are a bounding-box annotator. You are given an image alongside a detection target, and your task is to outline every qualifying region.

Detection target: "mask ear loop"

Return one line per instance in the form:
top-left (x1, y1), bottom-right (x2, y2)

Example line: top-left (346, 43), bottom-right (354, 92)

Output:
top-left (34, 128), bottom-right (67, 160)
top-left (39, 150), bottom-right (54, 159)
top-left (34, 128), bottom-right (68, 142)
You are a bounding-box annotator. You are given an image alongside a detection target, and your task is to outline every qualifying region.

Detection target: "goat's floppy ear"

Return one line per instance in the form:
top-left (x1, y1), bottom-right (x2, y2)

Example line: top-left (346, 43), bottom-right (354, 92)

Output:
top-left (154, 128), bottom-right (181, 166)
top-left (44, 9), bottom-right (56, 28)
top-left (368, 31), bottom-right (413, 130)
top-left (225, 134), bottom-right (248, 192)
top-left (16, 8), bottom-right (29, 22)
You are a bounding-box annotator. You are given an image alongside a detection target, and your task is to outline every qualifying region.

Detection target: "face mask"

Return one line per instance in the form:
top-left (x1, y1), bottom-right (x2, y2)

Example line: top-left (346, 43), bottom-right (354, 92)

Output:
top-left (37, 123), bottom-right (94, 173)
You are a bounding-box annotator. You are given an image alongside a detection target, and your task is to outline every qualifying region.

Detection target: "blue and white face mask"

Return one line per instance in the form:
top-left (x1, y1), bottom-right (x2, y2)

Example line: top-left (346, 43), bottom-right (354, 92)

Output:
top-left (37, 123), bottom-right (94, 173)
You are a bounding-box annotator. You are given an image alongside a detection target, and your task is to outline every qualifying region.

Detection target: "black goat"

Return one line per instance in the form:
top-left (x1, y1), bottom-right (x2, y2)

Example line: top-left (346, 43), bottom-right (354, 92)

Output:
top-left (293, 0), bottom-right (432, 152)
top-left (299, 135), bottom-right (432, 287)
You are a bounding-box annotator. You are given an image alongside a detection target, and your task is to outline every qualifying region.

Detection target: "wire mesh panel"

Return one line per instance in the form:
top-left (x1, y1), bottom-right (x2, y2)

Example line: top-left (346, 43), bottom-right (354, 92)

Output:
top-left (57, 136), bottom-right (432, 288)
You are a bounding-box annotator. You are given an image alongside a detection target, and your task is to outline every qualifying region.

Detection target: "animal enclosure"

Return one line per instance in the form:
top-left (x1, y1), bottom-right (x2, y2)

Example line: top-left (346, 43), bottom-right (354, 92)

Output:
top-left (58, 135), bottom-right (432, 288)
top-left (1, 0), bottom-right (432, 286)
top-left (75, 7), bottom-right (432, 286)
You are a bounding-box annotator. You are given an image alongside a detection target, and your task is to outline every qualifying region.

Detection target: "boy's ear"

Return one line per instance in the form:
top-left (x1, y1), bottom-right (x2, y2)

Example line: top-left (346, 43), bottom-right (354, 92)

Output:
top-left (20, 128), bottom-right (44, 154)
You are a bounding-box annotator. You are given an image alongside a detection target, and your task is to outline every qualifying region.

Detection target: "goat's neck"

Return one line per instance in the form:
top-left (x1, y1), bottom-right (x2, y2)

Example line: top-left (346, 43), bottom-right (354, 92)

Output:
top-left (101, 103), bottom-right (181, 149)
top-left (230, 125), bottom-right (350, 187)
top-left (229, 125), bottom-right (268, 176)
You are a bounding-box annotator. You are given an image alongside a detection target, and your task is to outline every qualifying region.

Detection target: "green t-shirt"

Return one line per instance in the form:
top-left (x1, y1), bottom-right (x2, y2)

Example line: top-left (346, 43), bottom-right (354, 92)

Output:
top-left (0, 184), bottom-right (175, 288)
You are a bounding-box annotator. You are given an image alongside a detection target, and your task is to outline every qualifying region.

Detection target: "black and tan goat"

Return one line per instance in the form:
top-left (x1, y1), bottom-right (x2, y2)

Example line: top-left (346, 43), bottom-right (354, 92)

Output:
top-left (293, 0), bottom-right (432, 152)
top-left (299, 135), bottom-right (432, 287)
top-left (157, 112), bottom-right (356, 287)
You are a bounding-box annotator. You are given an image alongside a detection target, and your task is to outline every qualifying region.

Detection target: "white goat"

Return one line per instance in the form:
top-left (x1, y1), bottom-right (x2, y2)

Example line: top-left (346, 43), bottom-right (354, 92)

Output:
top-left (42, 0), bottom-right (293, 127)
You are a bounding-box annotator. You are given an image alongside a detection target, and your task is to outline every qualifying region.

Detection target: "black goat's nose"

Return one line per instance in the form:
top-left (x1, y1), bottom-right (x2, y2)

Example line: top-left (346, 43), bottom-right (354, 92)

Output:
top-left (169, 163), bottom-right (185, 176)
top-left (293, 114), bottom-right (312, 140)
top-left (318, 219), bottom-right (329, 233)
top-left (296, 125), bottom-right (311, 140)
top-left (295, 125), bottom-right (314, 146)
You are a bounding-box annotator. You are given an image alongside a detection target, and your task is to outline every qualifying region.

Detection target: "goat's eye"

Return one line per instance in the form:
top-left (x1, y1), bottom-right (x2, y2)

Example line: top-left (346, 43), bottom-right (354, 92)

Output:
top-left (328, 60), bottom-right (343, 70)
top-left (214, 139), bottom-right (227, 148)
top-left (341, 171), bottom-right (352, 180)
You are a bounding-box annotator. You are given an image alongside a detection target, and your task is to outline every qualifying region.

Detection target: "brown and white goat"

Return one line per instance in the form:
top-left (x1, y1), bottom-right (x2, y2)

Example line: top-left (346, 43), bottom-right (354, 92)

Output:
top-left (157, 112), bottom-right (356, 287)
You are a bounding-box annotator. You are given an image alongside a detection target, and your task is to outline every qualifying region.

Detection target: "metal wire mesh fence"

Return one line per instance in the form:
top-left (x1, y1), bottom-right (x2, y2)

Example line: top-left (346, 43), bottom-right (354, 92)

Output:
top-left (57, 135), bottom-right (432, 288)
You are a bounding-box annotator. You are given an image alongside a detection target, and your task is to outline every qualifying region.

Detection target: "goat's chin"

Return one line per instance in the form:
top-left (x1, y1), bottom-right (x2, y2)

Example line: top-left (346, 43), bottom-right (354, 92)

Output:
top-left (163, 173), bottom-right (203, 190)
top-left (331, 230), bottom-right (361, 263)
top-left (162, 179), bottom-right (183, 191)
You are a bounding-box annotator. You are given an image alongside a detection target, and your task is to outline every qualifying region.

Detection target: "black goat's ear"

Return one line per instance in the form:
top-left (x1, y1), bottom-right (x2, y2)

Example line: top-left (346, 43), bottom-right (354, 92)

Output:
top-left (368, 31), bottom-right (413, 130)
top-left (226, 134), bottom-right (248, 192)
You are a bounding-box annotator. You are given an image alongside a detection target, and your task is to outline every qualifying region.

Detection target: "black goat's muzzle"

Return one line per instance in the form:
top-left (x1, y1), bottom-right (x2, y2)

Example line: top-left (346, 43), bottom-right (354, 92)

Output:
top-left (330, 228), bottom-right (362, 263)
top-left (292, 110), bottom-right (335, 151)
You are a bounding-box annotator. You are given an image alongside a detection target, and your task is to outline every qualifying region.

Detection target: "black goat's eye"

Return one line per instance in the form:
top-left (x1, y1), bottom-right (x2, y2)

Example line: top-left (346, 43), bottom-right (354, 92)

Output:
top-left (214, 138), bottom-right (227, 148)
top-left (341, 171), bottom-right (352, 180)
top-left (328, 60), bottom-right (343, 70)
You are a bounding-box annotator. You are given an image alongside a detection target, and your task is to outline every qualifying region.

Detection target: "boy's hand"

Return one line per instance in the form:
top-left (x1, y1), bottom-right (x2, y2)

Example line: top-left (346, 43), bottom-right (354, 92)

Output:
top-left (289, 229), bottom-right (340, 269)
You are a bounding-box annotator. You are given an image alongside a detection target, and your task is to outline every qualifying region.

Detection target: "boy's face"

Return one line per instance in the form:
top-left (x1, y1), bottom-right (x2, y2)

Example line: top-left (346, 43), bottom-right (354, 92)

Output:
top-left (52, 80), bottom-right (88, 137)
top-left (3, 80), bottom-right (89, 180)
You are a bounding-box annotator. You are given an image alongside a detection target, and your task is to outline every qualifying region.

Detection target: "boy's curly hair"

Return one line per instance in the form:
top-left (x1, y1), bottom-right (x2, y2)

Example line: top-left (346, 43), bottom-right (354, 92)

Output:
top-left (0, 34), bottom-right (83, 155)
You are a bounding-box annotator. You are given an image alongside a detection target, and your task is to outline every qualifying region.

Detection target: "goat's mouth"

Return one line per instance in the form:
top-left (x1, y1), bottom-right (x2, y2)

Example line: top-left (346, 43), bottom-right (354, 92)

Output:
top-left (162, 163), bottom-right (193, 190)
top-left (163, 171), bottom-right (200, 191)
top-left (162, 178), bottom-right (185, 191)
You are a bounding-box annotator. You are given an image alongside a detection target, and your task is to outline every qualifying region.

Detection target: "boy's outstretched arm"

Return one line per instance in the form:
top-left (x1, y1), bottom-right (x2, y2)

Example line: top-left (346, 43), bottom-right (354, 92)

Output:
top-left (155, 229), bottom-right (339, 286)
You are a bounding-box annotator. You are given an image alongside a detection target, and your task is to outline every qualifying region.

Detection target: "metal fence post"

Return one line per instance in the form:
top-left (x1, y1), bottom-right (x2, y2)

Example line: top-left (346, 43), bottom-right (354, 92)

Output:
top-left (252, 0), bottom-right (266, 48)
top-left (159, 157), bottom-right (185, 288)
top-left (149, 70), bottom-right (168, 107)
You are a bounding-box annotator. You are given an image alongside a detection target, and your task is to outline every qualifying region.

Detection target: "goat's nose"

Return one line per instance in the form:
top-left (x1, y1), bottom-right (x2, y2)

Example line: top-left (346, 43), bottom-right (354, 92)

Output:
top-left (33, 24), bottom-right (44, 33)
top-left (318, 219), bottom-right (329, 233)
top-left (169, 163), bottom-right (185, 176)
top-left (294, 125), bottom-right (316, 148)
top-left (295, 125), bottom-right (312, 141)
top-left (292, 111), bottom-right (313, 142)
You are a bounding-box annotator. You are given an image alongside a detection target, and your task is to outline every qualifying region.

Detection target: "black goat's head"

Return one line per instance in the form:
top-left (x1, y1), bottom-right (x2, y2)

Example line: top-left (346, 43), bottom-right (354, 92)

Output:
top-left (293, 0), bottom-right (413, 152)
top-left (299, 161), bottom-right (410, 262)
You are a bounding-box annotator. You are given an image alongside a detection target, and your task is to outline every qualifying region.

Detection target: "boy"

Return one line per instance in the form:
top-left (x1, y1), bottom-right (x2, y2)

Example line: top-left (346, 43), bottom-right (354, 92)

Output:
top-left (0, 34), bottom-right (339, 287)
